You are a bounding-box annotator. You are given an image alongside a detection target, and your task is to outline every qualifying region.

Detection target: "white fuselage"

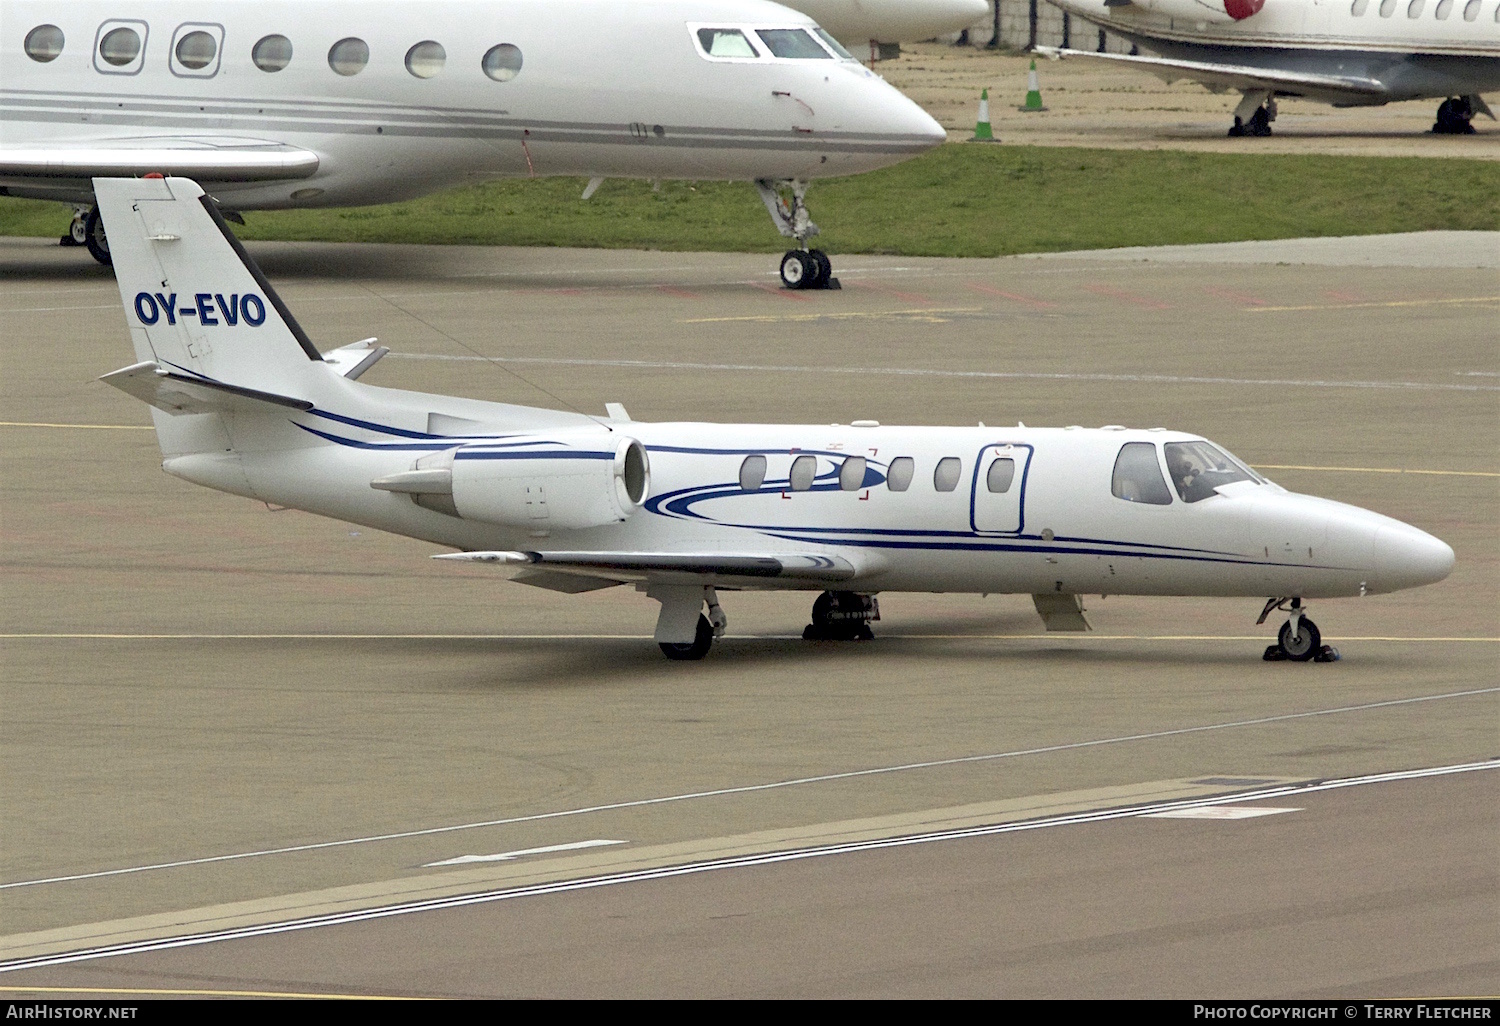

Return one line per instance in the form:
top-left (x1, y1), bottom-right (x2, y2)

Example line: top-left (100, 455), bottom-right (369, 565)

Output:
top-left (1, 0), bottom-right (947, 207)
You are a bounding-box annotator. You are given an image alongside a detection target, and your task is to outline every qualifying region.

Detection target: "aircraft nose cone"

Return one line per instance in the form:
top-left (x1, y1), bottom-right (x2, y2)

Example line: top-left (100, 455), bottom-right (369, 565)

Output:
top-left (1370, 524), bottom-right (1455, 592)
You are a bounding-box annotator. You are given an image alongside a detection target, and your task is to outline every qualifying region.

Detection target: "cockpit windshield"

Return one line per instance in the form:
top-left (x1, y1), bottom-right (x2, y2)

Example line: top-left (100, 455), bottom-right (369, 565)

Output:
top-left (697, 28), bottom-right (759, 58)
top-left (756, 28), bottom-right (833, 58)
top-left (1164, 440), bottom-right (1257, 503)
top-left (813, 27), bottom-right (854, 59)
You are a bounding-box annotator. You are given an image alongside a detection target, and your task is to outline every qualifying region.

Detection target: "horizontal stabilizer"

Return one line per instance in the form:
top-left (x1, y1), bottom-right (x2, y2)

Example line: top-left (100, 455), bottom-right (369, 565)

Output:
top-left (436, 550), bottom-right (858, 583)
top-left (1034, 47), bottom-right (1387, 100)
top-left (100, 361), bottom-right (312, 416)
top-left (321, 339), bottom-right (390, 380)
top-left (3, 137), bottom-right (318, 182)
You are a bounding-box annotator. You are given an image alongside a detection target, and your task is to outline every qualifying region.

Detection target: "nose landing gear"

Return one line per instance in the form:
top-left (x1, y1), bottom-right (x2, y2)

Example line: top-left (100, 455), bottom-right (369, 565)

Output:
top-left (1257, 598), bottom-right (1339, 662)
top-left (756, 178), bottom-right (840, 291)
top-left (803, 591), bottom-right (878, 641)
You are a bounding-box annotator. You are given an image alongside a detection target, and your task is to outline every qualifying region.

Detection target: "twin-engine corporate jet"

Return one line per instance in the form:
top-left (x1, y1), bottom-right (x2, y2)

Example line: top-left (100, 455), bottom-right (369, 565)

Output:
top-left (1, 1), bottom-right (951, 287)
top-left (94, 176), bottom-right (1455, 661)
top-left (1041, 0), bottom-right (1499, 135)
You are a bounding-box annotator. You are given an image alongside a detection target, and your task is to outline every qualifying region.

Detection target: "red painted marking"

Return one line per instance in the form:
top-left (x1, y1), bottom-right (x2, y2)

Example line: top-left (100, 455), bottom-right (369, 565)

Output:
top-left (751, 282), bottom-right (812, 301)
top-left (1082, 284), bottom-right (1172, 310)
top-left (1203, 285), bottom-right (1267, 306)
top-left (966, 283), bottom-right (1058, 308)
top-left (655, 285), bottom-right (700, 299)
top-left (1224, 0), bottom-right (1265, 19)
top-left (859, 490), bottom-right (870, 501)
top-left (852, 281), bottom-right (931, 304)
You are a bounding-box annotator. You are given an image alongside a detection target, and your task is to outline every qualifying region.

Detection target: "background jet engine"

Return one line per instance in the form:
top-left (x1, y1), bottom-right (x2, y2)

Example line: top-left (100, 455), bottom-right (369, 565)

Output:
top-left (377, 432), bottom-right (650, 531)
top-left (1132, 0), bottom-right (1265, 23)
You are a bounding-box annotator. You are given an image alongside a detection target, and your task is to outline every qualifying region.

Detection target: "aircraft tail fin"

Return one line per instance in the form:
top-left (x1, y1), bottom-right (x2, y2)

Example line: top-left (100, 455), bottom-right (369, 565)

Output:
top-left (93, 176), bottom-right (323, 394)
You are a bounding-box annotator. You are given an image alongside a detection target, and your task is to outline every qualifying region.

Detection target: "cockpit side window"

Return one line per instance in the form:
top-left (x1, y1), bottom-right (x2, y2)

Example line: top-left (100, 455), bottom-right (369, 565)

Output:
top-left (697, 28), bottom-right (759, 58)
top-left (1163, 441), bottom-right (1255, 503)
top-left (813, 28), bottom-right (855, 59)
top-left (1111, 442), bottom-right (1172, 505)
top-left (755, 28), bottom-right (833, 58)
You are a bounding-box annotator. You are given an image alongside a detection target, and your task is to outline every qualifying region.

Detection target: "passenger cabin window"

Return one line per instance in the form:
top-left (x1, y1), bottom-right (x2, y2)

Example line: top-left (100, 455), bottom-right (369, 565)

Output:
top-left (328, 37), bottom-right (369, 76)
top-left (483, 43), bottom-right (522, 81)
top-left (1464, 0), bottom-right (1481, 18)
top-left (933, 457), bottom-right (961, 493)
top-left (24, 25), bottom-right (65, 62)
top-left (839, 457), bottom-right (866, 491)
top-left (886, 457), bottom-right (914, 492)
top-left (1408, 0), bottom-right (1426, 15)
top-left (97, 24), bottom-right (145, 71)
top-left (252, 34), bottom-right (292, 71)
top-left (986, 458), bottom-right (1016, 493)
top-left (697, 28), bottom-right (759, 58)
top-left (1163, 441), bottom-right (1254, 503)
top-left (1379, 0), bottom-right (1398, 14)
top-left (789, 454), bottom-right (817, 491)
top-left (1351, 0), bottom-right (1369, 12)
top-left (739, 454), bottom-right (766, 491)
top-left (1112, 442), bottom-right (1172, 505)
top-left (174, 30), bottom-right (217, 70)
top-left (1435, 0), bottom-right (1452, 16)
top-left (756, 28), bottom-right (832, 58)
top-left (406, 40), bottom-right (445, 78)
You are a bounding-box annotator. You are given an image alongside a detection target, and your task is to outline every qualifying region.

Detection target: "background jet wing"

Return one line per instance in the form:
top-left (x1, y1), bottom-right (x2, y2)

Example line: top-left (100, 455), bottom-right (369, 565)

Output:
top-left (435, 550), bottom-right (858, 587)
top-left (1, 136), bottom-right (319, 183)
top-left (1035, 47), bottom-right (1388, 101)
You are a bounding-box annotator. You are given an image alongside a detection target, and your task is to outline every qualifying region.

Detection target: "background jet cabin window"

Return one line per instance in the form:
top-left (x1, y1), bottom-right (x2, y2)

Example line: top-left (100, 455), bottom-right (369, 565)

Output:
top-left (1408, 0), bottom-right (1426, 16)
top-left (933, 457), bottom-right (961, 493)
top-left (886, 457), bottom-right (914, 492)
top-left (755, 29), bottom-right (832, 59)
top-left (24, 25), bottom-right (64, 62)
top-left (789, 455), bottom-right (817, 491)
top-left (1112, 442), bottom-right (1173, 505)
top-left (1379, 0), bottom-right (1398, 14)
top-left (1351, 0), bottom-right (1369, 13)
top-left (1434, 0), bottom-right (1452, 17)
top-left (252, 34), bottom-right (292, 71)
top-left (697, 29), bottom-right (759, 58)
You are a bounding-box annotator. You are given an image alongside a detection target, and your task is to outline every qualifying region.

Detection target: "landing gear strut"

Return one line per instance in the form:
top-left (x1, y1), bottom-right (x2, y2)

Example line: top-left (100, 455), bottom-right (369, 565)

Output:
top-left (802, 591), bottom-right (878, 641)
top-left (1228, 91), bottom-right (1277, 138)
top-left (1258, 597), bottom-right (1339, 662)
top-left (756, 178), bottom-right (840, 291)
top-left (652, 584), bottom-right (725, 661)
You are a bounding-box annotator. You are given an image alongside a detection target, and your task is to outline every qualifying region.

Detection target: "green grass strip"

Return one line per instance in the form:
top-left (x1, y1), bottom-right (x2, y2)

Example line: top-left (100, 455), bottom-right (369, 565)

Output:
top-left (3, 145), bottom-right (1495, 257)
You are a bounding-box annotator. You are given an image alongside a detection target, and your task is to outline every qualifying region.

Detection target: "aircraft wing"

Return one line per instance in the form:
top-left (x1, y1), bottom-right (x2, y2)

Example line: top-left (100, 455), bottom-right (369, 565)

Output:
top-left (0, 136), bottom-right (319, 183)
top-left (1034, 47), bottom-right (1389, 100)
top-left (435, 550), bottom-right (859, 589)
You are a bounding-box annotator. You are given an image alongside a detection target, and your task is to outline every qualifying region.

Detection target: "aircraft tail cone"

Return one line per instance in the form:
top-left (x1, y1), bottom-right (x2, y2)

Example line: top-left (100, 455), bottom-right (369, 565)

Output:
top-left (1020, 59), bottom-right (1047, 112)
top-left (970, 88), bottom-right (996, 142)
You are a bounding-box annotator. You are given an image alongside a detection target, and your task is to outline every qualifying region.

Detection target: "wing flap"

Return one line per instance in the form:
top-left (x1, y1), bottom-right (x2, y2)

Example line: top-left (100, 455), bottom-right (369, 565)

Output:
top-left (1, 137), bottom-right (319, 182)
top-left (1035, 47), bottom-right (1388, 99)
top-left (100, 361), bottom-right (313, 415)
top-left (435, 550), bottom-right (858, 584)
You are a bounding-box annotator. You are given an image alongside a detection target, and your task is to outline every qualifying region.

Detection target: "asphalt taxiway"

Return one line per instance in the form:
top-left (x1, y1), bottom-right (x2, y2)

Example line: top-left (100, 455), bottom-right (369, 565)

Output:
top-left (0, 233), bottom-right (1495, 996)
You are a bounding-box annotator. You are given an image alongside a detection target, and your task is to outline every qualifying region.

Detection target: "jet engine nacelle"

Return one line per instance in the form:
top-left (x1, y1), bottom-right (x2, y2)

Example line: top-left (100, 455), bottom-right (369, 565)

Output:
top-left (401, 432), bottom-right (650, 531)
top-left (1132, 0), bottom-right (1265, 23)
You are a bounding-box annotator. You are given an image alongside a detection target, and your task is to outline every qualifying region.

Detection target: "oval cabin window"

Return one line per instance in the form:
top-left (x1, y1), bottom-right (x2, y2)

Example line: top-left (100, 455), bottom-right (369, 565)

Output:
top-left (25, 25), bottom-right (65, 62)
top-left (482, 43), bottom-right (522, 81)
top-left (406, 40), bottom-right (445, 79)
top-left (328, 37), bottom-right (369, 76)
top-left (175, 30), bottom-right (217, 70)
top-left (99, 26), bottom-right (141, 66)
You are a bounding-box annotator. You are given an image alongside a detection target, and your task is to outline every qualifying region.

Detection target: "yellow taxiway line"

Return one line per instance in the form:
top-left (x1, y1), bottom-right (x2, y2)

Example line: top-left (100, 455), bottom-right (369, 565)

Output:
top-left (1247, 296), bottom-right (1500, 313)
top-left (0, 421), bottom-right (152, 430)
top-left (1254, 463), bottom-right (1499, 478)
top-left (0, 984), bottom-right (419, 1000)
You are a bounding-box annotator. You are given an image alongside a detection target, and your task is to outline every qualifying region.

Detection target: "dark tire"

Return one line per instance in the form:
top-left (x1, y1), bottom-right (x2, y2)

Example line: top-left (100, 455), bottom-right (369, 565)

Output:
top-left (659, 614), bottom-right (714, 661)
top-left (808, 249), bottom-right (832, 288)
top-left (780, 250), bottom-right (812, 289)
top-left (1247, 106), bottom-right (1273, 137)
top-left (84, 207), bottom-right (112, 266)
top-left (1432, 97), bottom-right (1475, 135)
top-left (1227, 118), bottom-right (1246, 138)
top-left (1278, 617), bottom-right (1321, 662)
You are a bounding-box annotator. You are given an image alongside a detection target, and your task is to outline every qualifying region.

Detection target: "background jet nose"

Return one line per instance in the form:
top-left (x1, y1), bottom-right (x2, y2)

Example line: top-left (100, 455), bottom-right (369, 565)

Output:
top-left (1371, 524), bottom-right (1455, 592)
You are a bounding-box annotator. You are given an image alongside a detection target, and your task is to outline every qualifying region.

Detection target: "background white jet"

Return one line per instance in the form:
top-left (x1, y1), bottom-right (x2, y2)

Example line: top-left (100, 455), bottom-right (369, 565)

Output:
top-left (1, 0), bottom-right (950, 285)
top-left (1041, 0), bottom-right (1499, 135)
top-left (92, 176), bottom-right (1455, 662)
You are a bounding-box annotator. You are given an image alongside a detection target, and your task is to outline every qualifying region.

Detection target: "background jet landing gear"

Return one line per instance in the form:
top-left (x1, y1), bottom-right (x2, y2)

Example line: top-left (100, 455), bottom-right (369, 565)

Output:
top-left (802, 591), bottom-right (879, 641)
top-left (60, 205), bottom-right (90, 248)
top-left (1257, 598), bottom-right (1340, 663)
top-left (82, 207), bottom-right (112, 266)
top-left (756, 178), bottom-right (840, 291)
top-left (1432, 96), bottom-right (1477, 135)
top-left (780, 248), bottom-right (835, 290)
top-left (1228, 92), bottom-right (1276, 137)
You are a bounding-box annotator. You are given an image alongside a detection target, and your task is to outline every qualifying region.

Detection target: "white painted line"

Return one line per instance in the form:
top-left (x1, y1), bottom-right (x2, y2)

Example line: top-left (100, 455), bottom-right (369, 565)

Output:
top-left (1142, 806), bottom-right (1302, 820)
top-left (423, 839), bottom-right (625, 867)
top-left (384, 353), bottom-right (1500, 393)
top-left (2, 687), bottom-right (1493, 893)
top-left (1, 761), bottom-right (1491, 974)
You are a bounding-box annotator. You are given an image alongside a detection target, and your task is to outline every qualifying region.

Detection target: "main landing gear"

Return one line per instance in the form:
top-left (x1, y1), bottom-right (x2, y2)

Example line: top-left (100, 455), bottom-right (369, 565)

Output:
top-left (61, 205), bottom-right (112, 266)
top-left (1257, 598), bottom-right (1339, 663)
top-left (802, 591), bottom-right (879, 641)
top-left (653, 585), bottom-right (727, 661)
top-left (756, 178), bottom-right (840, 291)
top-left (1228, 91), bottom-right (1277, 138)
top-left (1432, 95), bottom-right (1491, 135)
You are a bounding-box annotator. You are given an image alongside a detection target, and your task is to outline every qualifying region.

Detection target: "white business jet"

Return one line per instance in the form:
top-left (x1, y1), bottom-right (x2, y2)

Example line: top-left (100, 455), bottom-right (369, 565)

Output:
top-left (792, 0), bottom-right (991, 50)
top-left (1041, 0), bottom-right (1499, 136)
top-left (0, 1), bottom-right (949, 287)
top-left (92, 175), bottom-right (1456, 661)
